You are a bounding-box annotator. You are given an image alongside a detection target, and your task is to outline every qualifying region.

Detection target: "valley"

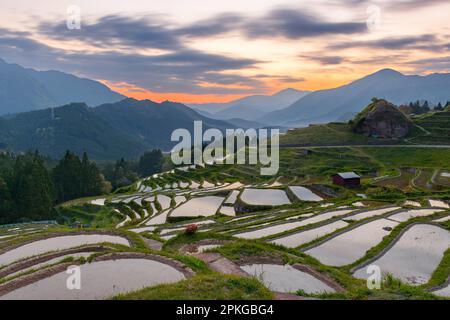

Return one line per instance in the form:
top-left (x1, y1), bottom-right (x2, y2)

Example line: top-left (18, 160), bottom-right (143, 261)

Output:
top-left (1, 134), bottom-right (449, 300)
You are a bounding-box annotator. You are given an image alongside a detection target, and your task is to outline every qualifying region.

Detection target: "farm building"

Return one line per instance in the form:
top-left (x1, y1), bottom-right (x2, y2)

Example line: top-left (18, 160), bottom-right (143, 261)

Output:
top-left (332, 172), bottom-right (361, 188)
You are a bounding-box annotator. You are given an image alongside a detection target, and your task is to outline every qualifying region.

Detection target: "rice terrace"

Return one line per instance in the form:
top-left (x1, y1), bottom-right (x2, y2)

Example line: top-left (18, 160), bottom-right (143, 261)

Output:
top-left (1, 136), bottom-right (450, 301)
top-left (0, 0), bottom-right (449, 311)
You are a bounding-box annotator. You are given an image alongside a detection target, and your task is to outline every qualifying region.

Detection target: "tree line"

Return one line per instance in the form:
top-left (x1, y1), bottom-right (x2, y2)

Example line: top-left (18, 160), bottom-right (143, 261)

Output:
top-left (0, 149), bottom-right (165, 224)
top-left (399, 100), bottom-right (450, 115)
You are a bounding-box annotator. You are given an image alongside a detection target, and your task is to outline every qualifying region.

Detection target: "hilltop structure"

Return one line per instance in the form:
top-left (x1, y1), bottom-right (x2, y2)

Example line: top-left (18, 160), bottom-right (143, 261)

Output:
top-left (351, 98), bottom-right (413, 138)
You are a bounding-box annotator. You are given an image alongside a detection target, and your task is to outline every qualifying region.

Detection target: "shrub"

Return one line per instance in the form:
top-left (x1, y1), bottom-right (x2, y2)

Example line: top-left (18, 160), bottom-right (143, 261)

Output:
top-left (185, 224), bottom-right (198, 235)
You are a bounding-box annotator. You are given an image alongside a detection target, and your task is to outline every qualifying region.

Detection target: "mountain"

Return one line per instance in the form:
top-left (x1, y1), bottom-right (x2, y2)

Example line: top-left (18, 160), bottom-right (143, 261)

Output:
top-left (0, 103), bottom-right (144, 159)
top-left (188, 88), bottom-right (310, 120)
top-left (0, 99), bottom-right (237, 159)
top-left (222, 118), bottom-right (269, 129)
top-left (93, 98), bottom-right (237, 152)
top-left (0, 58), bottom-right (124, 115)
top-left (260, 69), bottom-right (450, 126)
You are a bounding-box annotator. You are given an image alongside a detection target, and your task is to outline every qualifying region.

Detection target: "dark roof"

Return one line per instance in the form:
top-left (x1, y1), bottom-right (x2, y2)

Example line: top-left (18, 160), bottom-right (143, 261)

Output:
top-left (334, 172), bottom-right (360, 179)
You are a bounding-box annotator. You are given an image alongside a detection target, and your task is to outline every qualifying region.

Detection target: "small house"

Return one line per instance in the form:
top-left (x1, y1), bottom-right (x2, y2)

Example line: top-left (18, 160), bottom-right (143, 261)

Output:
top-left (332, 172), bottom-right (361, 188)
top-left (298, 149), bottom-right (313, 156)
top-left (72, 221), bottom-right (83, 230)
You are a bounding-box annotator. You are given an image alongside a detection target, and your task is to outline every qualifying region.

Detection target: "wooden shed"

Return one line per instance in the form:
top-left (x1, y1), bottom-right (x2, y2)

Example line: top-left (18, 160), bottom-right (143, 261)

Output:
top-left (332, 172), bottom-right (361, 188)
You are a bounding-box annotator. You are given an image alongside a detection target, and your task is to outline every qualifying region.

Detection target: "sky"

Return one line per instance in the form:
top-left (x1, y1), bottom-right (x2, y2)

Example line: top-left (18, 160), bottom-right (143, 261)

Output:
top-left (0, 0), bottom-right (449, 103)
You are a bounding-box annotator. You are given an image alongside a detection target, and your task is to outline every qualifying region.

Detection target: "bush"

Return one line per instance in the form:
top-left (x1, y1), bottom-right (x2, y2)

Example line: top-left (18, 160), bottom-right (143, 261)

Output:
top-left (185, 224), bottom-right (198, 235)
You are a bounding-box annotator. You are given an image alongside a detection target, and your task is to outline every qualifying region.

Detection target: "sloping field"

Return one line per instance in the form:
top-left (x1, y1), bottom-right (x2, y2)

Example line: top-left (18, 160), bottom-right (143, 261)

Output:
top-left (271, 220), bottom-right (349, 248)
top-left (288, 186), bottom-right (323, 202)
top-left (304, 219), bottom-right (399, 266)
top-left (411, 112), bottom-right (450, 145)
top-left (1, 258), bottom-right (186, 300)
top-left (234, 209), bottom-right (354, 240)
top-left (0, 234), bottom-right (129, 267)
top-left (353, 224), bottom-right (450, 285)
top-left (240, 189), bottom-right (291, 206)
top-left (241, 264), bottom-right (335, 294)
top-left (170, 196), bottom-right (225, 218)
top-left (388, 209), bottom-right (444, 222)
top-left (344, 207), bottom-right (400, 222)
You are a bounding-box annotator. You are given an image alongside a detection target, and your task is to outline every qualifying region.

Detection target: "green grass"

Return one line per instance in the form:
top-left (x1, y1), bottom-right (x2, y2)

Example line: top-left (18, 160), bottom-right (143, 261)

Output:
top-left (12, 127), bottom-right (450, 300)
top-left (427, 248), bottom-right (450, 289)
top-left (163, 231), bottom-right (233, 252)
top-left (111, 273), bottom-right (274, 300)
top-left (409, 112), bottom-right (450, 145)
top-left (374, 168), bottom-right (416, 192)
top-left (280, 123), bottom-right (380, 146)
top-left (56, 204), bottom-right (122, 228)
top-left (277, 148), bottom-right (379, 180)
top-left (278, 111), bottom-right (450, 147)
top-left (361, 147), bottom-right (450, 169)
top-left (435, 170), bottom-right (450, 187)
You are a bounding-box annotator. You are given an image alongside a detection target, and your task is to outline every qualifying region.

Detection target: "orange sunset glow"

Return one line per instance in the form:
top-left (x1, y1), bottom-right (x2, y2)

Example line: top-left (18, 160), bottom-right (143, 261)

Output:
top-left (0, 0), bottom-right (449, 104)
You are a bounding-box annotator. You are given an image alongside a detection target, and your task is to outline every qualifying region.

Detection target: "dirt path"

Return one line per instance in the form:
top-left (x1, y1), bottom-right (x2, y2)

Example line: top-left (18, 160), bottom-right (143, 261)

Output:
top-left (192, 252), bottom-right (313, 300)
top-left (193, 252), bottom-right (248, 277)
top-left (140, 237), bottom-right (163, 251)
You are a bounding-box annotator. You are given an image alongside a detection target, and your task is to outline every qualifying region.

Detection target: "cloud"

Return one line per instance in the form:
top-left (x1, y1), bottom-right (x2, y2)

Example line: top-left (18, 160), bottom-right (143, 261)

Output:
top-left (300, 54), bottom-right (346, 65)
top-left (329, 34), bottom-right (447, 51)
top-left (175, 13), bottom-right (243, 38)
top-left (404, 55), bottom-right (450, 72)
top-left (27, 8), bottom-right (366, 95)
top-left (39, 15), bottom-right (182, 50)
top-left (0, 27), bottom-right (264, 95)
top-left (243, 9), bottom-right (367, 39)
top-left (253, 74), bottom-right (306, 83)
top-left (386, 0), bottom-right (450, 10)
top-left (327, 0), bottom-right (450, 11)
top-left (39, 9), bottom-right (367, 50)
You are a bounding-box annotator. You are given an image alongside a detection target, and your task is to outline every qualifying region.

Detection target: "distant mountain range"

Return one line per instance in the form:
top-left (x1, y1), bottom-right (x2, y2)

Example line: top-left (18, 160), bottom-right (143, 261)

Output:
top-left (259, 69), bottom-right (450, 126)
top-left (0, 99), bottom-right (237, 159)
top-left (0, 58), bottom-right (124, 115)
top-left (94, 98), bottom-right (237, 152)
top-left (2, 57), bottom-right (450, 158)
top-left (188, 88), bottom-right (310, 121)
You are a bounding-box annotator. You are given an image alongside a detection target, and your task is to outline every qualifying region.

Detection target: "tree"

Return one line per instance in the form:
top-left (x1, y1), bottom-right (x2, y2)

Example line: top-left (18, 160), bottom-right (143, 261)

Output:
top-left (103, 158), bottom-right (139, 189)
top-left (138, 149), bottom-right (164, 177)
top-left (0, 177), bottom-right (15, 223)
top-left (434, 102), bottom-right (443, 111)
top-left (81, 152), bottom-right (111, 195)
top-left (53, 151), bottom-right (83, 202)
top-left (11, 152), bottom-right (55, 221)
top-left (398, 104), bottom-right (411, 115)
top-left (53, 151), bottom-right (110, 202)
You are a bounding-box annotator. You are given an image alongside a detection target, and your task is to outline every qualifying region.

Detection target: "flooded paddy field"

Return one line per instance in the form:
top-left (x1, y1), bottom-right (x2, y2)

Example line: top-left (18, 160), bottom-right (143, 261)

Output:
top-left (353, 224), bottom-right (450, 285)
top-left (1, 258), bottom-right (186, 300)
top-left (240, 189), bottom-right (291, 206)
top-left (388, 209), bottom-right (444, 222)
top-left (170, 196), bottom-right (225, 218)
top-left (304, 219), bottom-right (399, 266)
top-left (0, 234), bottom-right (129, 267)
top-left (270, 220), bottom-right (349, 248)
top-left (234, 209), bottom-right (354, 240)
top-left (288, 186), bottom-right (323, 202)
top-left (241, 264), bottom-right (335, 294)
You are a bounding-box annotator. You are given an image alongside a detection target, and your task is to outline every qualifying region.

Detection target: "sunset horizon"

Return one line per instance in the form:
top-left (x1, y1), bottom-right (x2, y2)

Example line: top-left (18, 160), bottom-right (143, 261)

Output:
top-left (1, 0), bottom-right (449, 104)
top-left (1, 0), bottom-right (450, 306)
